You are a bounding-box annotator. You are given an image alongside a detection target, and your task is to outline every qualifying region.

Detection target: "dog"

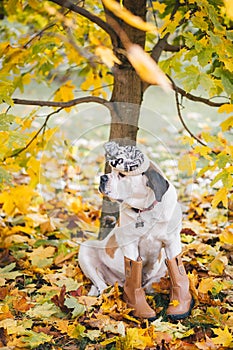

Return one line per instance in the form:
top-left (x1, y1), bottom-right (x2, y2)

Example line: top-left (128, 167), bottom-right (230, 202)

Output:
top-left (78, 141), bottom-right (183, 297)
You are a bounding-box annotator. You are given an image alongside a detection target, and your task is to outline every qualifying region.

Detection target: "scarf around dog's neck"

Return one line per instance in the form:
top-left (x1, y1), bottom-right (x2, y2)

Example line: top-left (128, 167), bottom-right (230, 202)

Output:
top-left (104, 141), bottom-right (150, 175)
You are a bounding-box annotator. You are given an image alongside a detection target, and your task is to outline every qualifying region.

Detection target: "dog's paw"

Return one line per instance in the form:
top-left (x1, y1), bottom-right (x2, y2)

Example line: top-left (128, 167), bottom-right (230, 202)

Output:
top-left (88, 285), bottom-right (101, 296)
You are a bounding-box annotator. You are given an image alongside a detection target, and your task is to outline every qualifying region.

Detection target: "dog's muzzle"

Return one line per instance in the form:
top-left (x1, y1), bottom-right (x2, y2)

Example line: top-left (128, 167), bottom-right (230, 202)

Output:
top-left (99, 174), bottom-right (109, 194)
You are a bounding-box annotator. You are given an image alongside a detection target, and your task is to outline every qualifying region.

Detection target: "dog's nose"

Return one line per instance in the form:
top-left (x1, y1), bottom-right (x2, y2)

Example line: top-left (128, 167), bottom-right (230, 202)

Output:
top-left (100, 175), bottom-right (108, 183)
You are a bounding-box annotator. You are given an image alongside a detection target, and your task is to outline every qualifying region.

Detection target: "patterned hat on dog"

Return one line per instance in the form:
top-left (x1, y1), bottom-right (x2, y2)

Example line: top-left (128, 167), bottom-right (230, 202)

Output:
top-left (104, 141), bottom-right (150, 175)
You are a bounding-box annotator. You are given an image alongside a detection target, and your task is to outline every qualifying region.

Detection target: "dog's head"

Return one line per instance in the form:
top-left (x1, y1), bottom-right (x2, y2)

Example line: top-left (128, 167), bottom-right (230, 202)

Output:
top-left (99, 142), bottom-right (169, 209)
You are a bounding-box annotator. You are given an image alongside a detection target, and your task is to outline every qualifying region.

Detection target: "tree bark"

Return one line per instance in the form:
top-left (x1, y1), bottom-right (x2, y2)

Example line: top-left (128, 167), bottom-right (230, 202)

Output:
top-left (99, 0), bottom-right (147, 239)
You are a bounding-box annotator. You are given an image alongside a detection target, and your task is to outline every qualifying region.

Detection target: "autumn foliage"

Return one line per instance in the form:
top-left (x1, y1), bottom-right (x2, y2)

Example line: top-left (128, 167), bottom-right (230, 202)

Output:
top-left (0, 0), bottom-right (233, 349)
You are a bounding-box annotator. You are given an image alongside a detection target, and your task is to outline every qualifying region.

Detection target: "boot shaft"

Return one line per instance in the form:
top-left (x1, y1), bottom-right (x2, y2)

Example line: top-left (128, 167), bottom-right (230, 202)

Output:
top-left (166, 254), bottom-right (188, 287)
top-left (124, 256), bottom-right (142, 289)
top-left (166, 254), bottom-right (193, 320)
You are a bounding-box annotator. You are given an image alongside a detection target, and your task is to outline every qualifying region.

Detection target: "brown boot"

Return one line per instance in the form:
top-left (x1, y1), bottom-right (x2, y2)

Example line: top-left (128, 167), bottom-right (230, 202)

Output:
top-left (166, 254), bottom-right (194, 321)
top-left (123, 256), bottom-right (156, 319)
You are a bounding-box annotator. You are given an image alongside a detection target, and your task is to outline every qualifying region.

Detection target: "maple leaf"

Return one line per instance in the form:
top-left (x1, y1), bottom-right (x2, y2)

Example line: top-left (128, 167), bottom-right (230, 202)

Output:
top-left (212, 326), bottom-right (233, 347)
top-left (12, 296), bottom-right (33, 312)
top-left (27, 246), bottom-right (55, 268)
top-left (0, 263), bottom-right (22, 286)
top-left (124, 327), bottom-right (154, 350)
top-left (64, 296), bottom-right (85, 318)
top-left (169, 299), bottom-right (180, 307)
top-left (26, 302), bottom-right (59, 318)
top-left (21, 330), bottom-right (53, 348)
top-left (212, 187), bottom-right (228, 208)
top-left (178, 154), bottom-right (198, 176)
top-left (53, 80), bottom-right (75, 112)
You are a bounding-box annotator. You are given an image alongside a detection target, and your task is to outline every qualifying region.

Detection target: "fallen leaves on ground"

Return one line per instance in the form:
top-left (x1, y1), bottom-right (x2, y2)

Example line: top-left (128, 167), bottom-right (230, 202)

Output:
top-left (0, 145), bottom-right (232, 349)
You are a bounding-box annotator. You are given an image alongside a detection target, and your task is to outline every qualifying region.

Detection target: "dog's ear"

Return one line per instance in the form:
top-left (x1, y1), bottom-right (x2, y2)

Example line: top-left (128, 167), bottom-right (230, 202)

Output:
top-left (144, 166), bottom-right (169, 202)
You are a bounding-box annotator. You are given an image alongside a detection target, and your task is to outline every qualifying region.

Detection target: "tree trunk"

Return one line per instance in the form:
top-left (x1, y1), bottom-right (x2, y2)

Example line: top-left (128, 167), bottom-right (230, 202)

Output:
top-left (99, 0), bottom-right (147, 239)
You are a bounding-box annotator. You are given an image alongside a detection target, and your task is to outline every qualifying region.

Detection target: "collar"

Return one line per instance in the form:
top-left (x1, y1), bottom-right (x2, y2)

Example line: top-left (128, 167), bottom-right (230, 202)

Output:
top-left (131, 200), bottom-right (158, 213)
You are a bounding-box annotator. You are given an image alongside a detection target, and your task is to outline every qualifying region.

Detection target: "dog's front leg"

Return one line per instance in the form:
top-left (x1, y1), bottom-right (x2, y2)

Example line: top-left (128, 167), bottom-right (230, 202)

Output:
top-left (78, 243), bottom-right (108, 296)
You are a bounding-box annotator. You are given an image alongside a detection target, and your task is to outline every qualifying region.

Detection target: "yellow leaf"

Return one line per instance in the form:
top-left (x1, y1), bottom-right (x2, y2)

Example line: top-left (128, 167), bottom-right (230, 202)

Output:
top-left (180, 135), bottom-right (195, 146)
top-left (54, 80), bottom-right (75, 112)
top-left (225, 0), bottom-right (233, 19)
top-left (152, 2), bottom-right (166, 14)
top-left (102, 0), bottom-right (157, 32)
top-left (13, 185), bottom-right (35, 214)
top-left (28, 246), bottom-right (55, 260)
top-left (218, 103), bottom-right (233, 113)
top-left (169, 299), bottom-right (180, 307)
top-left (188, 272), bottom-right (199, 302)
top-left (27, 246), bottom-right (55, 268)
top-left (125, 328), bottom-right (153, 349)
top-left (126, 44), bottom-right (171, 90)
top-left (198, 277), bottom-right (215, 294)
top-left (209, 257), bottom-right (226, 275)
top-left (178, 154), bottom-right (198, 176)
top-left (219, 228), bottom-right (233, 244)
top-left (95, 46), bottom-right (121, 68)
top-left (0, 191), bottom-right (15, 215)
top-left (212, 187), bottom-right (228, 208)
top-left (54, 320), bottom-right (69, 334)
top-left (194, 145), bottom-right (212, 159)
top-left (220, 116), bottom-right (233, 131)
top-left (212, 326), bottom-right (233, 347)
top-left (40, 219), bottom-right (56, 234)
top-left (27, 157), bottom-right (41, 187)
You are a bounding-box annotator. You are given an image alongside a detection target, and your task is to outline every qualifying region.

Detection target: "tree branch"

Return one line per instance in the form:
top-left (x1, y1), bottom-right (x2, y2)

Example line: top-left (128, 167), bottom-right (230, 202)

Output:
top-left (49, 0), bottom-right (119, 47)
top-left (13, 96), bottom-right (109, 108)
top-left (171, 81), bottom-right (230, 107)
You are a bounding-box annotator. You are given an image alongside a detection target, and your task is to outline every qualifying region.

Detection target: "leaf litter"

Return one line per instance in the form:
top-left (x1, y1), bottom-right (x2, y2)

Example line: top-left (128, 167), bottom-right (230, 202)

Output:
top-left (0, 139), bottom-right (232, 350)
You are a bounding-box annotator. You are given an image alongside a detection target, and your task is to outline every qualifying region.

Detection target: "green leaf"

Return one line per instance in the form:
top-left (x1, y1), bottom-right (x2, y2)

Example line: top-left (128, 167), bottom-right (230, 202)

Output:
top-left (56, 278), bottom-right (81, 292)
top-left (0, 167), bottom-right (12, 186)
top-left (176, 65), bottom-right (201, 91)
top-left (26, 302), bottom-right (59, 318)
top-left (0, 114), bottom-right (16, 131)
top-left (21, 330), bottom-right (53, 349)
top-left (0, 263), bottom-right (22, 280)
top-left (64, 296), bottom-right (85, 318)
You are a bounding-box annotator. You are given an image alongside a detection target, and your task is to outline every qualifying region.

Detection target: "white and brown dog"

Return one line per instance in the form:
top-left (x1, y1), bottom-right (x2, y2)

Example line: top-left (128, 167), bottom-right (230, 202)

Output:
top-left (78, 142), bottom-right (193, 320)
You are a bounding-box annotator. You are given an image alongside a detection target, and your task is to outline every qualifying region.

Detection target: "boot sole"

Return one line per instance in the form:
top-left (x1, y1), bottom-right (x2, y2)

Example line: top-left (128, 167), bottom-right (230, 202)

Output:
top-left (167, 298), bottom-right (195, 321)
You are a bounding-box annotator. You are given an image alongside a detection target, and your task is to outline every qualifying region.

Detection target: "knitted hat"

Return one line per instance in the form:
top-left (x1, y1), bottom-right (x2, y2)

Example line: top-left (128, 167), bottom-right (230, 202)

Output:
top-left (104, 141), bottom-right (150, 176)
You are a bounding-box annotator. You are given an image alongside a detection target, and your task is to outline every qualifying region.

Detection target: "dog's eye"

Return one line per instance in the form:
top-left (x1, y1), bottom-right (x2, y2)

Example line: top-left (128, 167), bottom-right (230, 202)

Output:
top-left (118, 172), bottom-right (125, 178)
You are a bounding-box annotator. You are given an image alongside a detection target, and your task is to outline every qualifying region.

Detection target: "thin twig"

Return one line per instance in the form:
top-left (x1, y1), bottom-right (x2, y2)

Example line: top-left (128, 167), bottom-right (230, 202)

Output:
top-left (3, 108), bottom-right (63, 161)
top-left (49, 0), bottom-right (119, 47)
top-left (169, 76), bottom-right (207, 146)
